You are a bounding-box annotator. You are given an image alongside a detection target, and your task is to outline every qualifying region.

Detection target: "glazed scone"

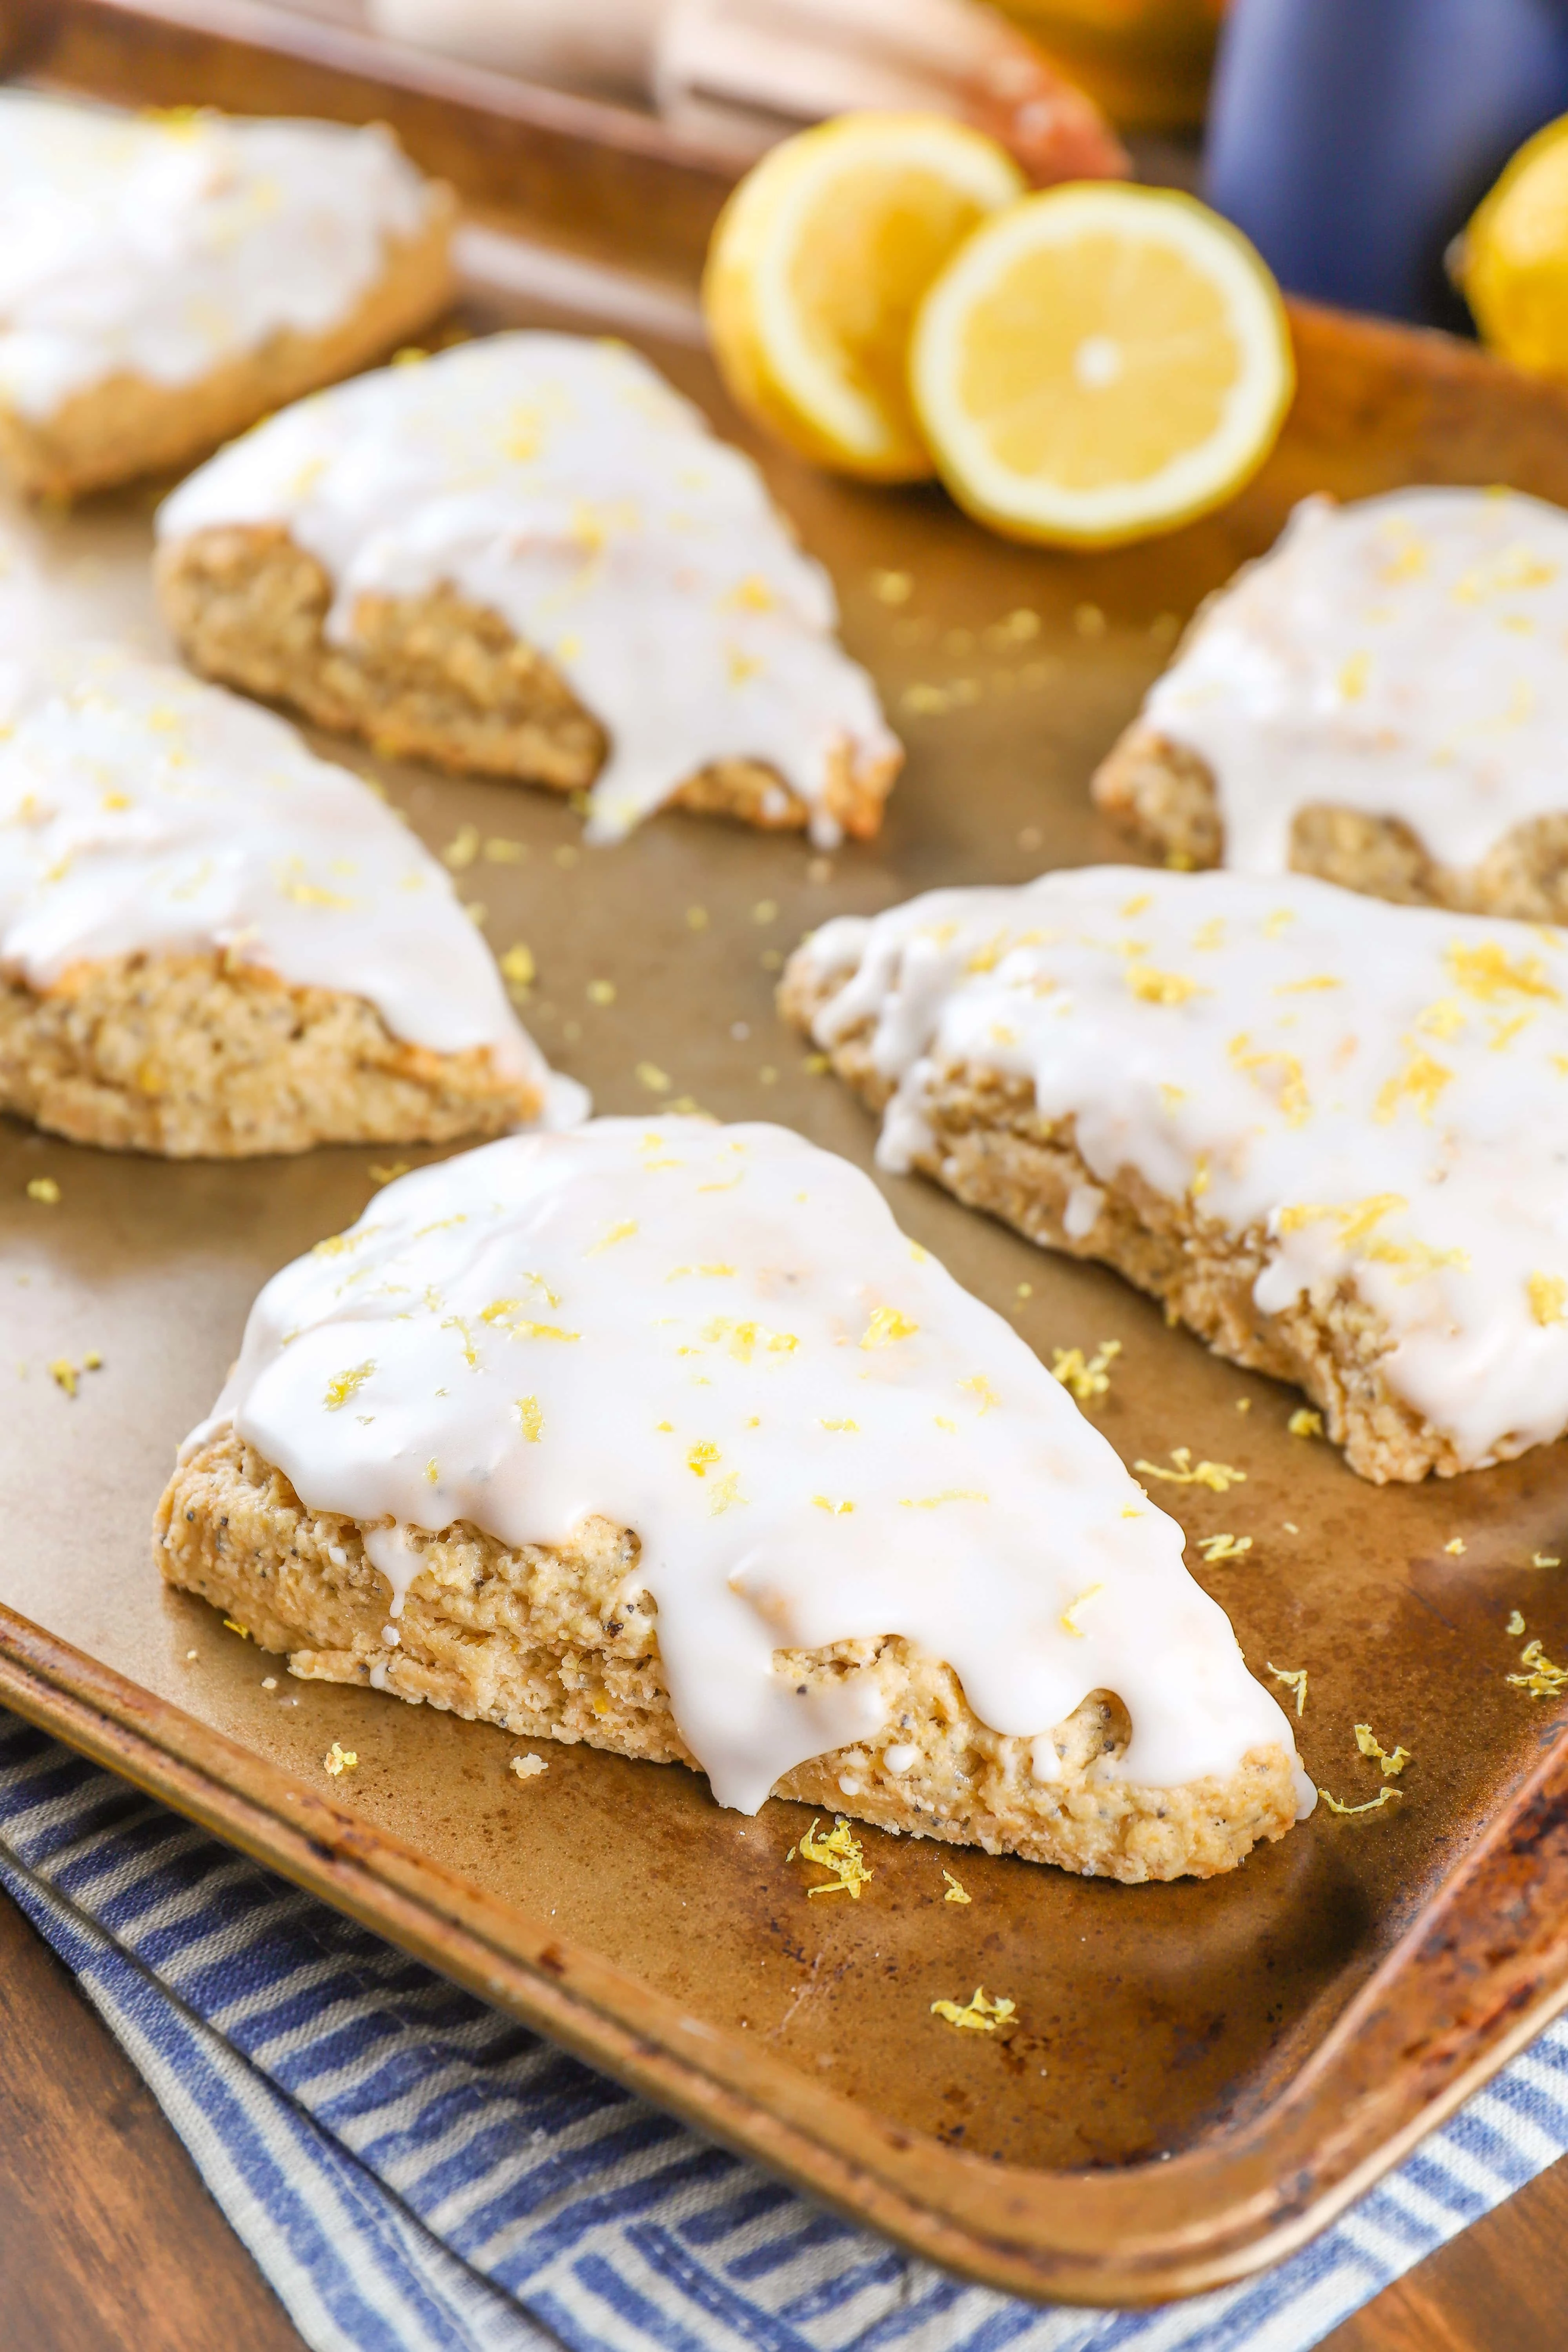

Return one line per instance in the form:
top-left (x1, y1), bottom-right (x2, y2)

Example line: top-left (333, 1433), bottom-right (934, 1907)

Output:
top-left (0, 644), bottom-right (565, 1155)
top-left (783, 865), bottom-right (1568, 1484)
top-left (1093, 489), bottom-right (1568, 919)
top-left (154, 333), bottom-right (903, 848)
top-left (155, 1118), bottom-right (1310, 1881)
top-left (0, 93), bottom-right (454, 499)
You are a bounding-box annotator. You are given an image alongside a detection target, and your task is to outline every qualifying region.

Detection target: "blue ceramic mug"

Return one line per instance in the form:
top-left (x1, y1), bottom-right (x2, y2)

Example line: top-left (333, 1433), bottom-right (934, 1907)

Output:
top-left (1205, 0), bottom-right (1568, 325)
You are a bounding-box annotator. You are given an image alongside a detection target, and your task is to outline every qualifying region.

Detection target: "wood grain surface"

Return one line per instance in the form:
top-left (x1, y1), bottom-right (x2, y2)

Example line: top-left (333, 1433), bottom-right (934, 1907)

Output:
top-left (0, 1884), bottom-right (302, 2352)
top-left (0, 1874), bottom-right (1562, 2350)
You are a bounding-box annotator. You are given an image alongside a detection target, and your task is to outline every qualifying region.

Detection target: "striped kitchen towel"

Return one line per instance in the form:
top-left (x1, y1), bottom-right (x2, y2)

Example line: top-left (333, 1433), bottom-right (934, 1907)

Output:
top-left (3, 1705), bottom-right (1566, 2352)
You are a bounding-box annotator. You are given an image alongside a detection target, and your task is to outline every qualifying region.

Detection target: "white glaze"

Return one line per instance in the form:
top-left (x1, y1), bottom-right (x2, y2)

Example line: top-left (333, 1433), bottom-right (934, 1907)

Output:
top-left (156, 333), bottom-right (900, 847)
top-left (797, 863), bottom-right (1568, 1472)
top-left (0, 91), bottom-right (439, 422)
top-left (0, 641), bottom-right (555, 1092)
top-left (1142, 486), bottom-right (1568, 877)
top-left (184, 1116), bottom-right (1306, 1813)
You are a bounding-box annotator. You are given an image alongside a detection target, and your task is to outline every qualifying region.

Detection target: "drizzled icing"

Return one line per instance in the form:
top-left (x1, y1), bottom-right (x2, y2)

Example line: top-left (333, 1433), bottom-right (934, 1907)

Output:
top-left (0, 642), bottom-right (554, 1092)
top-left (1142, 487), bottom-right (1568, 877)
top-left (0, 92), bottom-right (439, 422)
top-left (796, 863), bottom-right (1568, 1471)
top-left (155, 333), bottom-right (900, 847)
top-left (184, 1117), bottom-right (1304, 1813)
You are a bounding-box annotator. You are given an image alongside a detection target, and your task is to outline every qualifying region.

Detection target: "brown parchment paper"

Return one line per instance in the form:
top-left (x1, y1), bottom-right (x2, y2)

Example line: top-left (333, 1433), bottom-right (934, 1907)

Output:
top-left (5, 285), bottom-right (1568, 2201)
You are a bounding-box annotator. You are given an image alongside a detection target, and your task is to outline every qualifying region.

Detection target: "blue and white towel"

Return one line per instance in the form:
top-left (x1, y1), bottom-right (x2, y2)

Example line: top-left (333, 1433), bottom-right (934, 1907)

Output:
top-left (3, 1706), bottom-right (1567, 2352)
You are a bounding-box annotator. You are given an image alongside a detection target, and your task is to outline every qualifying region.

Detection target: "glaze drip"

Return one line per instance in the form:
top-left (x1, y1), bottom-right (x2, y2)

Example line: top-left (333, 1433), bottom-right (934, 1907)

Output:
top-left (185, 1117), bottom-right (1302, 1812)
top-left (796, 863), bottom-right (1568, 1471)
top-left (156, 333), bottom-right (900, 846)
top-left (1143, 487), bottom-right (1568, 876)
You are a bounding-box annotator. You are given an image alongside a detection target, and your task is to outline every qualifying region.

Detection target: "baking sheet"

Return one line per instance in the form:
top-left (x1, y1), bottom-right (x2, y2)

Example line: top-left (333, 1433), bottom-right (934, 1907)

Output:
top-left (6, 255), bottom-right (1568, 2282)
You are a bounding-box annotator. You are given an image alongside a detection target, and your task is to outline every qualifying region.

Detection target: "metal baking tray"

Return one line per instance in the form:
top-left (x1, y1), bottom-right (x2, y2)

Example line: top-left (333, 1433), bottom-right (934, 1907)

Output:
top-left (7, 4), bottom-right (1568, 2303)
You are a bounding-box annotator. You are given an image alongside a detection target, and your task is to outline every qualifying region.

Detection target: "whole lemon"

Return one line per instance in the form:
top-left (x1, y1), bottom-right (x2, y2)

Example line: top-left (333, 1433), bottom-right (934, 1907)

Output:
top-left (1459, 115), bottom-right (1568, 375)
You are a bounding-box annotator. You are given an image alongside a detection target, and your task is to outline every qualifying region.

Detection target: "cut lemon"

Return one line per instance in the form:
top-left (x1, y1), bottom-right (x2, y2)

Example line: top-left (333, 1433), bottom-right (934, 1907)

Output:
top-left (909, 183), bottom-right (1294, 546)
top-left (1458, 114), bottom-right (1568, 375)
top-left (703, 112), bottom-right (1025, 482)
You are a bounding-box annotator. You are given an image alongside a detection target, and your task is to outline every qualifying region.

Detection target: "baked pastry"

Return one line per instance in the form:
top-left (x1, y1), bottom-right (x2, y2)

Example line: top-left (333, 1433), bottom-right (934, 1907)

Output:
top-left (0, 92), bottom-right (454, 499)
top-left (783, 863), bottom-right (1568, 1483)
top-left (156, 1116), bottom-right (1310, 1881)
top-left (1093, 488), bottom-right (1568, 920)
top-left (154, 331), bottom-right (903, 847)
top-left (0, 643), bottom-right (561, 1155)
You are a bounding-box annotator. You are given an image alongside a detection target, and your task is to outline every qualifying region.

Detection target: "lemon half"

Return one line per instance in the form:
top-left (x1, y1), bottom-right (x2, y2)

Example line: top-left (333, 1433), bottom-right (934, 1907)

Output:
top-left (909, 182), bottom-right (1294, 546)
top-left (1459, 113), bottom-right (1568, 375)
top-left (703, 112), bottom-right (1025, 482)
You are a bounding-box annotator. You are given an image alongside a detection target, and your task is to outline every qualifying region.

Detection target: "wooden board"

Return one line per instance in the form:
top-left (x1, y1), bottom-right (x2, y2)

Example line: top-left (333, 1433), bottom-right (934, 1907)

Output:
top-left (7, 5), bottom-right (1568, 2305)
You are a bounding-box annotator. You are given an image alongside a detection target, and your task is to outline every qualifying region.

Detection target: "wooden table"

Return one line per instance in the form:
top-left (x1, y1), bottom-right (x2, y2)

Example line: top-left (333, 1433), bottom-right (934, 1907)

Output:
top-left (2, 1883), bottom-right (1564, 2350)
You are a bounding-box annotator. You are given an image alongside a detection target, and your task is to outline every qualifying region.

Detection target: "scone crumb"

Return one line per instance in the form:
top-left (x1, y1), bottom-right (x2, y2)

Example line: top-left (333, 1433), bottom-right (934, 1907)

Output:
top-left (941, 1869), bottom-right (971, 1905)
top-left (931, 1986), bottom-right (1016, 2032)
top-left (324, 1741), bottom-right (358, 1776)
top-left (798, 1816), bottom-right (872, 1899)
top-left (1354, 1724), bottom-right (1411, 1777)
top-left (1507, 1608), bottom-right (1527, 1636)
top-left (1444, 1536), bottom-right (1467, 1555)
top-left (25, 1177), bottom-right (60, 1204)
top-left (509, 1753), bottom-right (548, 1779)
top-left (1288, 1408), bottom-right (1324, 1438)
top-left (1135, 1447), bottom-right (1246, 1493)
top-left (1268, 1662), bottom-right (1308, 1716)
top-left (261, 1676), bottom-right (278, 1691)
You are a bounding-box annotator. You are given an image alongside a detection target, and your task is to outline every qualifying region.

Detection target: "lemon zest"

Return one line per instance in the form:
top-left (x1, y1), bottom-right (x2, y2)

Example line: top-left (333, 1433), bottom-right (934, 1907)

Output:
top-left (1354, 1724), bottom-right (1411, 1777)
top-left (931, 1986), bottom-right (1015, 2032)
top-left (1135, 1447), bottom-right (1246, 1494)
top-left (861, 1306), bottom-right (918, 1348)
top-left (1268, 1662), bottom-right (1308, 1716)
top-left (1509, 1638), bottom-right (1568, 1697)
top-left (324, 1361), bottom-right (375, 1410)
top-left (798, 1817), bottom-right (872, 1899)
top-left (1318, 1786), bottom-right (1401, 1817)
top-left (1051, 1340), bottom-right (1120, 1404)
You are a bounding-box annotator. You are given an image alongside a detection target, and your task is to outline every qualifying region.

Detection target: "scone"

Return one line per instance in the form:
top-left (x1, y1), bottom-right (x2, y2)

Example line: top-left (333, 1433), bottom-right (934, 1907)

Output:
top-left (783, 864), bottom-right (1568, 1484)
top-left (155, 1117), bottom-right (1309, 1882)
top-left (154, 332), bottom-right (903, 848)
top-left (0, 644), bottom-right (562, 1156)
top-left (0, 92), bottom-right (454, 499)
top-left (1094, 488), bottom-right (1568, 921)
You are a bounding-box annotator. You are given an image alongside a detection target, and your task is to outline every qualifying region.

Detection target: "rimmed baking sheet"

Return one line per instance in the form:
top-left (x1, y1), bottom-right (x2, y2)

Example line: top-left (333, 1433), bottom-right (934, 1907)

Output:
top-left (5, 51), bottom-right (1568, 2291)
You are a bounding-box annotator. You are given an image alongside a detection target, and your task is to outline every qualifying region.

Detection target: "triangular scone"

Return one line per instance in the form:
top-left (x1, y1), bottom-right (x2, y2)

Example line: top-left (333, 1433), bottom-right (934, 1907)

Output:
top-left (0, 644), bottom-right (563, 1156)
top-left (784, 865), bottom-right (1568, 1483)
top-left (1094, 488), bottom-right (1568, 921)
top-left (0, 93), bottom-right (453, 501)
top-left (154, 333), bottom-right (903, 848)
top-left (156, 1118), bottom-right (1309, 1882)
